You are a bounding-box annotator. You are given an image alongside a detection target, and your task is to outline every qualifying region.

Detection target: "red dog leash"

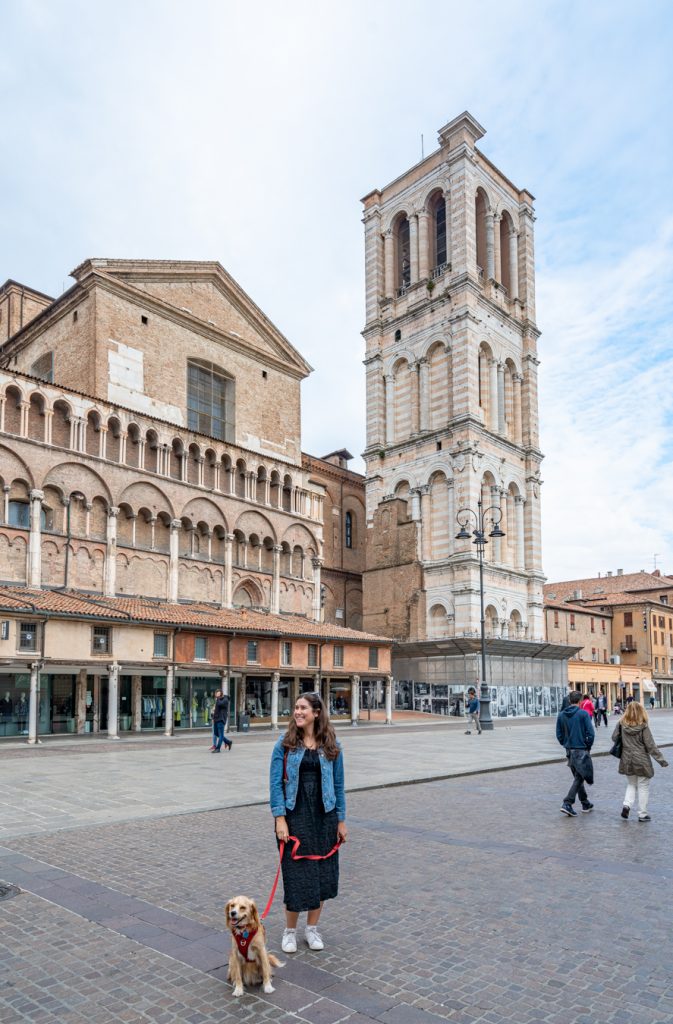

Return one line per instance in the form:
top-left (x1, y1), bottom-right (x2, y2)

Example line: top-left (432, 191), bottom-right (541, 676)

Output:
top-left (260, 834), bottom-right (342, 920)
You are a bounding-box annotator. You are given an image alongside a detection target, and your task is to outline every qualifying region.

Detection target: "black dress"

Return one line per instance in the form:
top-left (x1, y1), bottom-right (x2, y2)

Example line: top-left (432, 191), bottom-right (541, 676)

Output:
top-left (281, 749), bottom-right (339, 913)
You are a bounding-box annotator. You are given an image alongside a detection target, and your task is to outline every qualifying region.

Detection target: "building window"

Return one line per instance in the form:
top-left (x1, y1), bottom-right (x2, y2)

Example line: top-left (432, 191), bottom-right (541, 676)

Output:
top-left (654, 631), bottom-right (658, 646)
top-left (591, 647), bottom-right (597, 662)
top-left (432, 193), bottom-right (447, 268)
top-left (8, 502), bottom-right (30, 529)
top-left (659, 616), bottom-right (665, 628)
top-left (652, 615), bottom-right (657, 627)
top-left (194, 636), bottom-right (208, 661)
top-left (601, 619), bottom-right (606, 633)
top-left (624, 634), bottom-right (633, 649)
top-left (281, 641), bottom-right (292, 666)
top-left (661, 596), bottom-right (668, 605)
top-left (553, 610), bottom-right (559, 628)
top-left (153, 633), bottom-right (169, 658)
top-left (307, 644), bottom-right (318, 668)
top-left (247, 640), bottom-right (258, 663)
top-left (603, 650), bottom-right (608, 663)
top-left (92, 626), bottom-right (111, 654)
top-left (345, 511), bottom-right (353, 549)
top-left (369, 647), bottom-right (379, 669)
top-left (333, 645), bottom-right (344, 668)
top-left (569, 614), bottom-right (575, 630)
top-left (655, 657), bottom-right (659, 671)
top-left (590, 618), bottom-right (595, 633)
top-left (187, 360), bottom-right (234, 441)
top-left (624, 612), bottom-right (633, 627)
top-left (19, 621), bottom-right (38, 651)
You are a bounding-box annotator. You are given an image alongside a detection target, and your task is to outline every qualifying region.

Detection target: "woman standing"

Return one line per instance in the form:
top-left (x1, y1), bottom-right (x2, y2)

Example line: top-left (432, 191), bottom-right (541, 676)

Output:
top-left (613, 700), bottom-right (668, 821)
top-left (270, 692), bottom-right (347, 953)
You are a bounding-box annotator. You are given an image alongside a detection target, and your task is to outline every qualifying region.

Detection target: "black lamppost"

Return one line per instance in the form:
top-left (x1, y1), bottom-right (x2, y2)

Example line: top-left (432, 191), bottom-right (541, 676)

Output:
top-left (455, 499), bottom-right (505, 731)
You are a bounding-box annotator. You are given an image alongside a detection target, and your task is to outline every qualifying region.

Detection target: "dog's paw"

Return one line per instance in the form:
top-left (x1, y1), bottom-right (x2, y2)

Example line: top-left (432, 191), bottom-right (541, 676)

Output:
top-left (232, 985), bottom-right (244, 998)
top-left (263, 983), bottom-right (275, 994)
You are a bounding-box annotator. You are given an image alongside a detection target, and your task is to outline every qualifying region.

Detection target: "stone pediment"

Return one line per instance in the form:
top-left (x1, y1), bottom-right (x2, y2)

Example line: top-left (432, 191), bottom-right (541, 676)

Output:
top-left (71, 259), bottom-right (312, 379)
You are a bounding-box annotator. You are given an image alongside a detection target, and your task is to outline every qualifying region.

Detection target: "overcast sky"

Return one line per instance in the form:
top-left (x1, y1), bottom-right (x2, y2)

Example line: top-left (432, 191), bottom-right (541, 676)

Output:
top-left (2, 0), bottom-right (672, 582)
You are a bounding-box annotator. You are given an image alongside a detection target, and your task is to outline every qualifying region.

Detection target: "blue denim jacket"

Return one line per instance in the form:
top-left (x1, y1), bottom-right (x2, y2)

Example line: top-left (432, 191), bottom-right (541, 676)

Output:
top-left (269, 737), bottom-right (346, 821)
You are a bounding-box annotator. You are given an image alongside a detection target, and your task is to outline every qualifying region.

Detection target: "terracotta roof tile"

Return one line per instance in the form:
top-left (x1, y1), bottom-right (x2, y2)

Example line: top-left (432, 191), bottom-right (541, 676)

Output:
top-left (0, 586), bottom-right (390, 644)
top-left (544, 572), bottom-right (673, 602)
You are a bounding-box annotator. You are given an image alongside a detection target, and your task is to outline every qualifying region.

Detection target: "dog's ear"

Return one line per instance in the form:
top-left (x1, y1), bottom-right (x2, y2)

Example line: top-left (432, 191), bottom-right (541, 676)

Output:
top-left (224, 899), bottom-right (233, 920)
top-left (249, 900), bottom-right (261, 931)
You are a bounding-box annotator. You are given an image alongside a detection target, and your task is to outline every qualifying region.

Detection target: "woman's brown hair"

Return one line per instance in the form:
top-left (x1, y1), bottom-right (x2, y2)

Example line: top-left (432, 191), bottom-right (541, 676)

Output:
top-left (282, 692), bottom-right (340, 760)
top-left (622, 700), bottom-right (648, 727)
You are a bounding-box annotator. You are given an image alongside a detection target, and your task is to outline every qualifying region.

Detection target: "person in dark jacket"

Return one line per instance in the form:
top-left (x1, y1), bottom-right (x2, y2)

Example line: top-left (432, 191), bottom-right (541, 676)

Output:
top-left (210, 689), bottom-right (233, 752)
top-left (612, 700), bottom-right (668, 821)
top-left (556, 690), bottom-right (595, 817)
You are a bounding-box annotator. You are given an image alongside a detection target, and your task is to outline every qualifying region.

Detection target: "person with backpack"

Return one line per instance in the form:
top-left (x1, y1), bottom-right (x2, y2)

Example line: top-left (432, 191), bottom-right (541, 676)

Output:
top-left (612, 701), bottom-right (668, 822)
top-left (556, 690), bottom-right (595, 817)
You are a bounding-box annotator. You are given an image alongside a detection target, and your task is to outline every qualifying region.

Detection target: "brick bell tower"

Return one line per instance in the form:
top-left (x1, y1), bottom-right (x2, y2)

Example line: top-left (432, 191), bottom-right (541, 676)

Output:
top-left (361, 113), bottom-right (573, 721)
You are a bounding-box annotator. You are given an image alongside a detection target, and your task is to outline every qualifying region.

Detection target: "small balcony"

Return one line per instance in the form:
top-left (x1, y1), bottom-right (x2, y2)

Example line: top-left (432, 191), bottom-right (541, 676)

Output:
top-left (620, 641), bottom-right (637, 653)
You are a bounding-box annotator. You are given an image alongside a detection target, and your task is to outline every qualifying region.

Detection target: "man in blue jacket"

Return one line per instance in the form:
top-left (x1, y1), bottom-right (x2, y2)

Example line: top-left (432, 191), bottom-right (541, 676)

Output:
top-left (556, 690), bottom-right (595, 817)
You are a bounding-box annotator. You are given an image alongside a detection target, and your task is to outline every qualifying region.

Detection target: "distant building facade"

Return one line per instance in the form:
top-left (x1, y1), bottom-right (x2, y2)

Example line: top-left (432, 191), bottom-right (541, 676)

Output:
top-left (545, 570), bottom-right (672, 707)
top-left (361, 112), bottom-right (575, 716)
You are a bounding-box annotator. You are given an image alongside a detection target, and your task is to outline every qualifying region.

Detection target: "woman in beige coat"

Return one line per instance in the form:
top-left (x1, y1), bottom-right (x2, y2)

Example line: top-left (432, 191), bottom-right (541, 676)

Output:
top-left (612, 701), bottom-right (668, 821)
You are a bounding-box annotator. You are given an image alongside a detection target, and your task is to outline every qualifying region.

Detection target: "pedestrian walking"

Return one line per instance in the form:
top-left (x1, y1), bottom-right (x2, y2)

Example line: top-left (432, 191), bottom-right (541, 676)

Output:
top-left (270, 693), bottom-right (347, 954)
top-left (649, 696), bottom-right (656, 711)
top-left (464, 687), bottom-right (482, 735)
top-left (209, 689), bottom-right (233, 752)
top-left (613, 701), bottom-right (668, 822)
top-left (580, 693), bottom-right (595, 720)
top-left (556, 690), bottom-right (595, 817)
top-left (594, 690), bottom-right (608, 727)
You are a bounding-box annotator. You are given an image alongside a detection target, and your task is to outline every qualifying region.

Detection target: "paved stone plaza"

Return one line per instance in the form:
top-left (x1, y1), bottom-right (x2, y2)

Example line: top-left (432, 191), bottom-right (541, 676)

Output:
top-left (1, 716), bottom-right (673, 1023)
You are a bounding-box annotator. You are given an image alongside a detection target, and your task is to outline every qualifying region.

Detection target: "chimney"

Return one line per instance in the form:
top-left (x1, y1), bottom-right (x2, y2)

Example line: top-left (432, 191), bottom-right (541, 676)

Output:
top-left (653, 569), bottom-right (661, 577)
top-left (607, 571), bottom-right (612, 577)
top-left (617, 569), bottom-right (623, 576)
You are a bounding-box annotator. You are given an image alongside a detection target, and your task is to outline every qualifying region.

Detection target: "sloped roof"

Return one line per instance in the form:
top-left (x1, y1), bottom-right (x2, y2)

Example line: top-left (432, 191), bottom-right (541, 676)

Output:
top-left (544, 572), bottom-right (673, 602)
top-left (0, 586), bottom-right (389, 644)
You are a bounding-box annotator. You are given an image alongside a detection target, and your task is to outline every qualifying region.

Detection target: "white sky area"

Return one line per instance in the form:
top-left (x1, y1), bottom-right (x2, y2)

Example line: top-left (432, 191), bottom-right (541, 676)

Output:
top-left (2, 0), bottom-right (672, 582)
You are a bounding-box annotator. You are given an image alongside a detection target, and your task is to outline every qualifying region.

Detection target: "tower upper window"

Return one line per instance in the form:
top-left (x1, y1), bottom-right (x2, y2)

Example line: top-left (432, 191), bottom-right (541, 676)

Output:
top-left (187, 360), bottom-right (234, 442)
top-left (395, 216), bottom-right (411, 292)
top-left (345, 511), bottom-right (353, 549)
top-left (429, 193), bottom-right (447, 270)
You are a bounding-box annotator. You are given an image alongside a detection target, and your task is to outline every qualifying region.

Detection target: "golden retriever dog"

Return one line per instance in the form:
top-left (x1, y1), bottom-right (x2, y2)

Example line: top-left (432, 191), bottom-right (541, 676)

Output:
top-left (225, 896), bottom-right (283, 997)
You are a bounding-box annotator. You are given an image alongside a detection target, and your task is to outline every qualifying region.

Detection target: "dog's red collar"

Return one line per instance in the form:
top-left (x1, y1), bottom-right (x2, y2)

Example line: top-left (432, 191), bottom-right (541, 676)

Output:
top-left (233, 927), bottom-right (258, 962)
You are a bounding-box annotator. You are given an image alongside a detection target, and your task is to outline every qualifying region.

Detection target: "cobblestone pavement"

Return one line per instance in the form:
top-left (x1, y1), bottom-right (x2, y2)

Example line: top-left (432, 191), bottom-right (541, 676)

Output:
top-left (2, 728), bottom-right (673, 1023)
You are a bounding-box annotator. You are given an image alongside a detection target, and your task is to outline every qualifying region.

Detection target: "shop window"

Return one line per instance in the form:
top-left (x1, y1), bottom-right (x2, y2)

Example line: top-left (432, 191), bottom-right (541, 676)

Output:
top-left (624, 612), bottom-right (633, 627)
top-left (330, 681), bottom-right (350, 717)
top-left (153, 633), bottom-right (169, 658)
top-left (307, 643), bottom-right (318, 668)
top-left (369, 647), bottom-right (379, 669)
top-left (92, 626), bottom-right (111, 654)
top-left (281, 641), bottom-right (292, 666)
top-left (345, 511), bottom-right (353, 549)
top-left (333, 645), bottom-right (344, 668)
top-left (247, 640), bottom-right (258, 663)
top-left (194, 636), bottom-right (208, 661)
top-left (19, 621), bottom-right (39, 652)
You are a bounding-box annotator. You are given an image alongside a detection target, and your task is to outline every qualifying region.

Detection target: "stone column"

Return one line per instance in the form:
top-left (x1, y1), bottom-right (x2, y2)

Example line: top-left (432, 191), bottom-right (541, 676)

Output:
top-left (515, 496), bottom-right (525, 570)
top-left (223, 533), bottom-right (234, 608)
top-left (418, 358), bottom-right (429, 432)
top-left (119, 431), bottom-right (127, 464)
top-left (513, 374), bottom-right (523, 444)
top-left (107, 661), bottom-right (120, 739)
top-left (84, 502), bottom-right (92, 538)
top-left (486, 212), bottom-right (495, 280)
top-left (44, 410), bottom-right (53, 445)
top-left (20, 401), bottom-right (30, 437)
top-left (164, 665), bottom-right (174, 737)
top-left (3, 485), bottom-right (10, 524)
top-left (271, 544), bottom-right (281, 614)
top-left (197, 457), bottom-right (204, 487)
top-left (419, 485), bottom-right (431, 562)
top-left (385, 674), bottom-right (394, 725)
top-left (410, 362), bottom-right (420, 435)
top-left (27, 661), bottom-right (41, 745)
top-left (103, 506), bottom-right (119, 598)
top-left (314, 673), bottom-right (321, 694)
top-left (384, 374), bottom-right (394, 445)
top-left (497, 363), bottom-right (506, 434)
top-left (383, 229), bottom-right (394, 297)
top-left (410, 488), bottom-right (422, 561)
top-left (418, 210), bottom-right (430, 279)
top-left (350, 675), bottom-right (360, 726)
top-left (493, 214), bottom-right (501, 282)
top-left (169, 519), bottom-right (181, 602)
top-left (311, 557), bottom-right (323, 622)
top-left (447, 479), bottom-right (455, 556)
top-left (409, 213), bottom-right (419, 284)
top-left (509, 229), bottom-right (519, 301)
top-left (28, 489), bottom-right (44, 588)
top-left (76, 668), bottom-right (87, 734)
top-left (271, 671), bottom-right (280, 731)
top-left (99, 425), bottom-right (108, 459)
top-left (490, 486), bottom-right (502, 562)
top-left (488, 359), bottom-right (498, 432)
top-left (132, 674), bottom-right (142, 732)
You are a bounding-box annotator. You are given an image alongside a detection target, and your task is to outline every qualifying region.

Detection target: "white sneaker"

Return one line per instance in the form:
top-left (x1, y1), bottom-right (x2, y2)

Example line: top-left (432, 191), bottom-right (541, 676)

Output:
top-left (305, 925), bottom-right (324, 951)
top-left (281, 928), bottom-right (297, 953)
